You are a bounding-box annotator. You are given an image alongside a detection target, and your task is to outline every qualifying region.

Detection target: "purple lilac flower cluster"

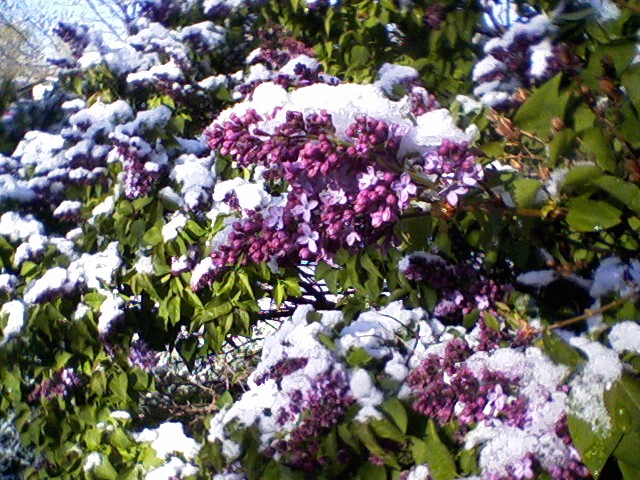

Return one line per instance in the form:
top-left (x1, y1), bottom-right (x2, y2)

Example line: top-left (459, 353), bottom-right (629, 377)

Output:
top-left (203, 110), bottom-right (417, 277)
top-left (27, 368), bottom-right (82, 403)
top-left (409, 87), bottom-right (440, 117)
top-left (407, 332), bottom-right (591, 480)
top-left (115, 141), bottom-right (163, 199)
top-left (265, 368), bottom-right (355, 471)
top-left (399, 252), bottom-right (507, 324)
top-left (236, 31), bottom-right (331, 98)
top-left (472, 14), bottom-right (560, 109)
top-left (408, 337), bottom-right (527, 430)
top-left (52, 22), bottom-right (92, 61)
top-left (129, 336), bottom-right (160, 371)
top-left (420, 140), bottom-right (484, 207)
top-left (137, 0), bottom-right (189, 25)
top-left (254, 357), bottom-right (309, 385)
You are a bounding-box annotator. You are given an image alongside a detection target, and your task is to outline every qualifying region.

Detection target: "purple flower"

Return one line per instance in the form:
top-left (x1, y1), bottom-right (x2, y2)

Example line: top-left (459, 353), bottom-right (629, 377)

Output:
top-left (264, 205), bottom-right (285, 230)
top-left (370, 206), bottom-right (392, 228)
top-left (291, 193), bottom-right (318, 222)
top-left (482, 384), bottom-right (507, 416)
top-left (512, 454), bottom-right (535, 479)
top-left (320, 187), bottom-right (348, 206)
top-left (391, 172), bottom-right (417, 206)
top-left (357, 166), bottom-right (379, 189)
top-left (297, 223), bottom-right (320, 253)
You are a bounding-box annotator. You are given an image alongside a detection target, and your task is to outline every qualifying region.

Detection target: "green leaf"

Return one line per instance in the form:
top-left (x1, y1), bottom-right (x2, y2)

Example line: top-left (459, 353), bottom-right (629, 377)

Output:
top-left (274, 282), bottom-right (285, 307)
top-left (360, 253), bottom-right (382, 279)
top-left (354, 422), bottom-right (399, 468)
top-left (579, 127), bottom-right (616, 172)
top-left (510, 178), bottom-right (541, 208)
top-left (605, 374), bottom-right (640, 433)
top-left (592, 176), bottom-right (640, 213)
top-left (346, 347), bottom-right (374, 368)
top-left (93, 455), bottom-right (118, 479)
top-left (237, 271), bottom-right (255, 299)
top-left (542, 331), bottom-right (585, 367)
top-left (370, 417), bottom-right (406, 443)
top-left (458, 448), bottom-right (480, 475)
top-left (142, 226), bottom-right (163, 246)
top-left (614, 432), bottom-right (640, 467)
top-left (216, 390), bottom-right (233, 409)
top-left (411, 421), bottom-right (457, 480)
top-left (622, 65), bottom-right (640, 112)
top-left (619, 459), bottom-right (640, 479)
top-left (356, 463), bottom-right (386, 480)
top-left (566, 196), bottom-right (622, 232)
top-left (562, 164), bottom-right (604, 191)
top-left (380, 398), bottom-right (408, 434)
top-left (513, 74), bottom-right (570, 139)
top-left (568, 414), bottom-right (622, 478)
top-left (547, 129), bottom-right (576, 166)
top-left (350, 45), bottom-right (370, 68)
top-left (110, 372), bottom-right (129, 403)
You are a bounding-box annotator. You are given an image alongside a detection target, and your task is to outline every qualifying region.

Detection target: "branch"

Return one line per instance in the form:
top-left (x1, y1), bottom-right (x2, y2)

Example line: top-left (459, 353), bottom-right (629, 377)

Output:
top-left (541, 290), bottom-right (640, 333)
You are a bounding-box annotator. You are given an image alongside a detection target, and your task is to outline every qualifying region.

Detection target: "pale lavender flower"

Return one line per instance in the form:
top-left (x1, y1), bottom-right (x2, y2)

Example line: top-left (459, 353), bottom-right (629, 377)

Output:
top-left (291, 193), bottom-right (318, 222)
top-left (391, 172), bottom-right (416, 206)
top-left (264, 205), bottom-right (285, 230)
top-left (357, 166), bottom-right (379, 190)
top-left (320, 187), bottom-right (348, 206)
top-left (297, 224), bottom-right (319, 253)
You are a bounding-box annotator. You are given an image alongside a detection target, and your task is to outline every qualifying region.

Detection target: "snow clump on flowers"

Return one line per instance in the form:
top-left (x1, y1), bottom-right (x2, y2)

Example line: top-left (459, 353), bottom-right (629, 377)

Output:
top-left (198, 78), bottom-right (477, 285)
top-left (472, 14), bottom-right (559, 108)
top-left (208, 302), bottom-right (426, 470)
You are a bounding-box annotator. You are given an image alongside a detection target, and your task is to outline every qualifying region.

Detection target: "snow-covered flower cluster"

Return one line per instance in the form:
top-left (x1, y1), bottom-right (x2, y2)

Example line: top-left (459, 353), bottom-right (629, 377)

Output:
top-left (194, 75), bottom-right (478, 286)
top-left (206, 295), bottom-right (633, 478)
top-left (473, 14), bottom-right (560, 108)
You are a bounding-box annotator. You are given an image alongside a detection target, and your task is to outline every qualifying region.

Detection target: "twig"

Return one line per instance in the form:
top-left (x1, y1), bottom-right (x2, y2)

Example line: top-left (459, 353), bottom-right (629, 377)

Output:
top-left (542, 290), bottom-right (640, 332)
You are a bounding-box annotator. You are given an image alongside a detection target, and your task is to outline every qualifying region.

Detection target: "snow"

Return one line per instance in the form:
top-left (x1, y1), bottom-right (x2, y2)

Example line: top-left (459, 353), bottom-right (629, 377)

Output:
top-left (374, 63), bottom-right (420, 95)
top-left (91, 196), bottom-right (116, 222)
top-left (162, 213), bottom-right (188, 242)
top-left (145, 457), bottom-right (198, 480)
top-left (516, 270), bottom-right (558, 288)
top-left (190, 257), bottom-right (214, 289)
top-left (23, 267), bottom-right (77, 304)
top-left (98, 290), bottom-right (125, 335)
top-left (53, 200), bottom-right (82, 217)
top-left (591, 257), bottom-right (640, 298)
top-left (12, 131), bottom-right (65, 166)
top-left (135, 422), bottom-right (200, 460)
top-left (608, 321), bottom-right (640, 354)
top-left (68, 242), bottom-right (122, 290)
top-left (110, 410), bottom-right (132, 421)
top-left (83, 452), bottom-right (102, 472)
top-left (349, 368), bottom-right (384, 421)
top-left (583, 0), bottom-right (621, 21)
top-left (406, 465), bottom-right (431, 480)
top-left (1, 300), bottom-right (27, 342)
top-left (135, 255), bottom-right (156, 275)
top-left (278, 55), bottom-right (320, 77)
top-left (212, 82), bottom-right (470, 160)
top-left (127, 60), bottom-right (184, 84)
top-left (569, 336), bottom-right (623, 433)
top-left (0, 212), bottom-right (44, 242)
